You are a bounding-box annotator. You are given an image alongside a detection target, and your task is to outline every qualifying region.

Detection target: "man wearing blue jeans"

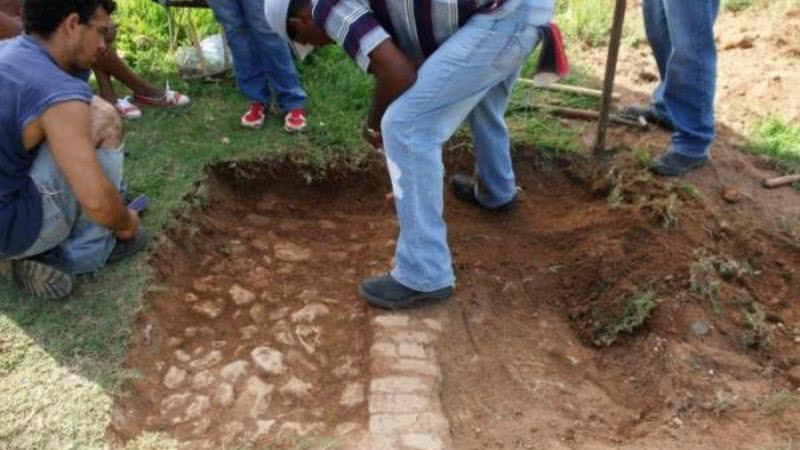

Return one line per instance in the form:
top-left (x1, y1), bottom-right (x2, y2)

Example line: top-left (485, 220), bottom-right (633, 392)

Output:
top-left (208, 0), bottom-right (308, 132)
top-left (266, 0), bottom-right (554, 308)
top-left (627, 0), bottom-right (721, 176)
top-left (1, 0), bottom-right (147, 299)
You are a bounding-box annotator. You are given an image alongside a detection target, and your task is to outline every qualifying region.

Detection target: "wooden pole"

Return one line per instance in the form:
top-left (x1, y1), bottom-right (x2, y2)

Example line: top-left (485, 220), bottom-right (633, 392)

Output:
top-left (594, 0), bottom-right (627, 153)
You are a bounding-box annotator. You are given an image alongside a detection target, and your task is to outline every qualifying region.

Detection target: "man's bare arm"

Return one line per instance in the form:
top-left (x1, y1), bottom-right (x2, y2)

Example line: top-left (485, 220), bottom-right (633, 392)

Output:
top-left (366, 39), bottom-right (419, 132)
top-left (39, 101), bottom-right (138, 235)
top-left (0, 10), bottom-right (22, 39)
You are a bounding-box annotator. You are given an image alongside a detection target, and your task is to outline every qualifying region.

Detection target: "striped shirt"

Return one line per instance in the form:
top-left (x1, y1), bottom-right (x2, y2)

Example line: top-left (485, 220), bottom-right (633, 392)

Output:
top-left (312, 0), bottom-right (507, 71)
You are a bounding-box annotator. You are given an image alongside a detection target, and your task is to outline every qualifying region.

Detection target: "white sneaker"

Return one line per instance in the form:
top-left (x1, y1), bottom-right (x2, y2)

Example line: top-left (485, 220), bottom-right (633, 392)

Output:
top-left (115, 97), bottom-right (142, 120)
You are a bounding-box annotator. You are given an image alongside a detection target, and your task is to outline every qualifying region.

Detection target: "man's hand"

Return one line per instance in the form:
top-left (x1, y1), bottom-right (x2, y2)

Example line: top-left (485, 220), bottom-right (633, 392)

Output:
top-left (363, 124), bottom-right (383, 150)
top-left (114, 209), bottom-right (140, 240)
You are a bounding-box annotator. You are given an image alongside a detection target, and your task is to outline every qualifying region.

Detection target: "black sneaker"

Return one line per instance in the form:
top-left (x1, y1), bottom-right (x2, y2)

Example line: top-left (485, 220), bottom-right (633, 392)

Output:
top-left (11, 258), bottom-right (74, 300)
top-left (620, 105), bottom-right (675, 131)
top-left (358, 274), bottom-right (453, 310)
top-left (450, 174), bottom-right (516, 211)
top-left (107, 228), bottom-right (149, 265)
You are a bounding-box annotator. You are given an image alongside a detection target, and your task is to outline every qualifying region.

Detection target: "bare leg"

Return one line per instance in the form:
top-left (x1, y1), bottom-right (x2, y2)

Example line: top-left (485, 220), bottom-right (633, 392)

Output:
top-left (90, 96), bottom-right (123, 150)
top-left (93, 49), bottom-right (163, 98)
top-left (94, 68), bottom-right (119, 105)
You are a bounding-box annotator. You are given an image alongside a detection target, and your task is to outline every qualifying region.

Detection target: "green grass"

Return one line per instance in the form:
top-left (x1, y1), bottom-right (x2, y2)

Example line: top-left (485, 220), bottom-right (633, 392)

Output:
top-left (593, 289), bottom-right (658, 346)
top-left (722, 0), bottom-right (755, 12)
top-left (555, 0), bottom-right (615, 48)
top-left (749, 118), bottom-right (800, 171)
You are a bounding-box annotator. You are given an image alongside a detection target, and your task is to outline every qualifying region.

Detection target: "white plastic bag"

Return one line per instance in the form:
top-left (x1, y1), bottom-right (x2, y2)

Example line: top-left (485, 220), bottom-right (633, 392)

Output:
top-left (176, 33), bottom-right (231, 79)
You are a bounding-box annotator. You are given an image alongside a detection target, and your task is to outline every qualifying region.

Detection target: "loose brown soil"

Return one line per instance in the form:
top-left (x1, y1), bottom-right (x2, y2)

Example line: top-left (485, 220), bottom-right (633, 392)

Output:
top-left (111, 3), bottom-right (800, 449)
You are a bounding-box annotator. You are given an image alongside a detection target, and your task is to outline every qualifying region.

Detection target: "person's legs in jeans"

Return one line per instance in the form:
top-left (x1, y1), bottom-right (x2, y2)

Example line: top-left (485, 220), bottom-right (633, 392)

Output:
top-left (238, 0), bottom-right (306, 113)
top-left (377, 1), bottom-right (550, 294)
top-left (10, 98), bottom-right (136, 298)
top-left (467, 70), bottom-right (521, 208)
top-left (208, 0), bottom-right (270, 104)
top-left (661, 0), bottom-right (720, 159)
top-left (642, 0), bottom-right (673, 122)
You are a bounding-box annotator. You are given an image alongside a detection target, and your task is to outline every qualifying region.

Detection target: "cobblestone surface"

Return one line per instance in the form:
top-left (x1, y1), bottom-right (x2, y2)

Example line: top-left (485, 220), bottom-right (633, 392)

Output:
top-left (367, 313), bottom-right (452, 450)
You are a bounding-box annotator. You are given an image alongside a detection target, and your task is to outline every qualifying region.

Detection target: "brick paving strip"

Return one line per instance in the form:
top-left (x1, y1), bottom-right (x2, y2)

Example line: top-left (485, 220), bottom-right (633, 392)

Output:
top-left (367, 314), bottom-right (452, 450)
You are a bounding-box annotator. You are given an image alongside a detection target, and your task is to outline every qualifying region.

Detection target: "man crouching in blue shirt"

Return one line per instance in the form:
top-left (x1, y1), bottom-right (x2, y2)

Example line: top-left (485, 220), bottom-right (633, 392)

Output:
top-left (0, 0), bottom-right (146, 300)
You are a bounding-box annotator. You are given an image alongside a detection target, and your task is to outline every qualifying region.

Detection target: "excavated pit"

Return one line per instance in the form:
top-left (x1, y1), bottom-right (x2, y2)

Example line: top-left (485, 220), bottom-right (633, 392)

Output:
top-left (110, 148), bottom-right (800, 450)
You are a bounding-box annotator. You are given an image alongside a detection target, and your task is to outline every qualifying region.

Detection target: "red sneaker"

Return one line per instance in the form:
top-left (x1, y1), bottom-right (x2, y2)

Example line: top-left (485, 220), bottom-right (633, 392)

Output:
top-left (133, 83), bottom-right (191, 108)
top-left (284, 108), bottom-right (307, 133)
top-left (241, 103), bottom-right (266, 129)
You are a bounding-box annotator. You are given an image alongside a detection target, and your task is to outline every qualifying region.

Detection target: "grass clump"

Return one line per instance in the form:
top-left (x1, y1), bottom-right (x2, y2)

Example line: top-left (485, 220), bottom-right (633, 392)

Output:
top-left (760, 389), bottom-right (800, 416)
top-left (555, 0), bottom-right (615, 47)
top-left (593, 290), bottom-right (658, 346)
top-left (722, 0), bottom-right (754, 12)
top-left (690, 249), bottom-right (722, 312)
top-left (749, 118), bottom-right (800, 171)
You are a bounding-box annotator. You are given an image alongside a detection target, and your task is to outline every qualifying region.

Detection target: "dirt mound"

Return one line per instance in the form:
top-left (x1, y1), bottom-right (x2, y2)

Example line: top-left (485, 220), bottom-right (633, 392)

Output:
top-left (110, 146), bottom-right (800, 449)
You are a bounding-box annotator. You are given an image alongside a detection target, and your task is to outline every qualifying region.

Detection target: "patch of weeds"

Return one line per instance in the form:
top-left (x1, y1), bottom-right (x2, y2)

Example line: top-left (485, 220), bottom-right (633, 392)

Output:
top-left (715, 257), bottom-right (754, 282)
top-left (712, 389), bottom-right (740, 415)
top-left (722, 0), bottom-right (753, 12)
top-left (749, 118), bottom-right (800, 172)
top-left (741, 301), bottom-right (770, 348)
top-left (124, 433), bottom-right (180, 450)
top-left (607, 171), bottom-right (625, 208)
top-left (648, 192), bottom-right (680, 229)
top-left (777, 215), bottom-right (800, 247)
top-left (633, 147), bottom-right (652, 168)
top-left (593, 289), bottom-right (658, 346)
top-left (690, 249), bottom-right (722, 313)
top-left (760, 389), bottom-right (800, 416)
top-left (675, 182), bottom-right (703, 201)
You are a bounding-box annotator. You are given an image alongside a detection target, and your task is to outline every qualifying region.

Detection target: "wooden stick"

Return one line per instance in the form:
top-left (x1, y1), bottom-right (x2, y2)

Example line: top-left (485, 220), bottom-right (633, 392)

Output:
top-left (513, 103), bottom-right (647, 130)
top-left (518, 79), bottom-right (621, 101)
top-left (595, 0), bottom-right (628, 153)
top-left (762, 174), bottom-right (800, 189)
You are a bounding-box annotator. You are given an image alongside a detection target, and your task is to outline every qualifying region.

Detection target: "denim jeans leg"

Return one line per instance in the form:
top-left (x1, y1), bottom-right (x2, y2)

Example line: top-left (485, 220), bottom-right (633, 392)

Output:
top-left (59, 148), bottom-right (125, 275)
top-left (382, 0), bottom-right (552, 292)
top-left (208, 0), bottom-right (270, 104)
top-left (12, 144), bottom-right (79, 261)
top-left (642, 0), bottom-right (672, 121)
top-left (662, 0), bottom-right (720, 158)
top-left (239, 0), bottom-right (306, 112)
top-left (467, 68), bottom-right (525, 208)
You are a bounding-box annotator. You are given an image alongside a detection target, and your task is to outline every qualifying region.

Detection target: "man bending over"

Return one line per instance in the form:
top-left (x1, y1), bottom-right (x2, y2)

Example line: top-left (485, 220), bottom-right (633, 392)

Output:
top-left (266, 0), bottom-right (554, 308)
top-left (0, 0), bottom-right (146, 299)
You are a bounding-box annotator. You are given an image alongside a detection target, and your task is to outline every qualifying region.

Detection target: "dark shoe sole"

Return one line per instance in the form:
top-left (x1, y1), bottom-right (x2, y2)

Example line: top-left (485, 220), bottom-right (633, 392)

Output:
top-left (358, 284), bottom-right (453, 310)
top-left (11, 259), bottom-right (74, 300)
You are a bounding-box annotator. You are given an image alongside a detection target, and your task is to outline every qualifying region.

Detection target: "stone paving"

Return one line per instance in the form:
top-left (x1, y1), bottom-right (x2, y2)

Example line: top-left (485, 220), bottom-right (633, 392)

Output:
top-left (367, 313), bottom-right (451, 450)
top-left (115, 200), bottom-right (455, 449)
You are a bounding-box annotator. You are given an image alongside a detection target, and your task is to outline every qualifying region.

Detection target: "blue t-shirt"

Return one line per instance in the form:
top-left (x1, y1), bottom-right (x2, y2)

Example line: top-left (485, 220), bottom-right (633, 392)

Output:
top-left (0, 35), bottom-right (93, 257)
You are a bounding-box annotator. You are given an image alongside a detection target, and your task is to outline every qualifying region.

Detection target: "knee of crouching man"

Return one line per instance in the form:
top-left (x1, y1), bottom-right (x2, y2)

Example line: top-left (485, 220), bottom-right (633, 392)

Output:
top-left (90, 96), bottom-right (123, 150)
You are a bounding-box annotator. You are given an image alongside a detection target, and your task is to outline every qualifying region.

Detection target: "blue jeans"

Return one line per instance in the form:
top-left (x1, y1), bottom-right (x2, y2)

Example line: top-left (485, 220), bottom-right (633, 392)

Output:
top-left (10, 144), bottom-right (123, 275)
top-left (644, 0), bottom-right (720, 158)
top-left (382, 0), bottom-right (554, 292)
top-left (208, 0), bottom-right (306, 111)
